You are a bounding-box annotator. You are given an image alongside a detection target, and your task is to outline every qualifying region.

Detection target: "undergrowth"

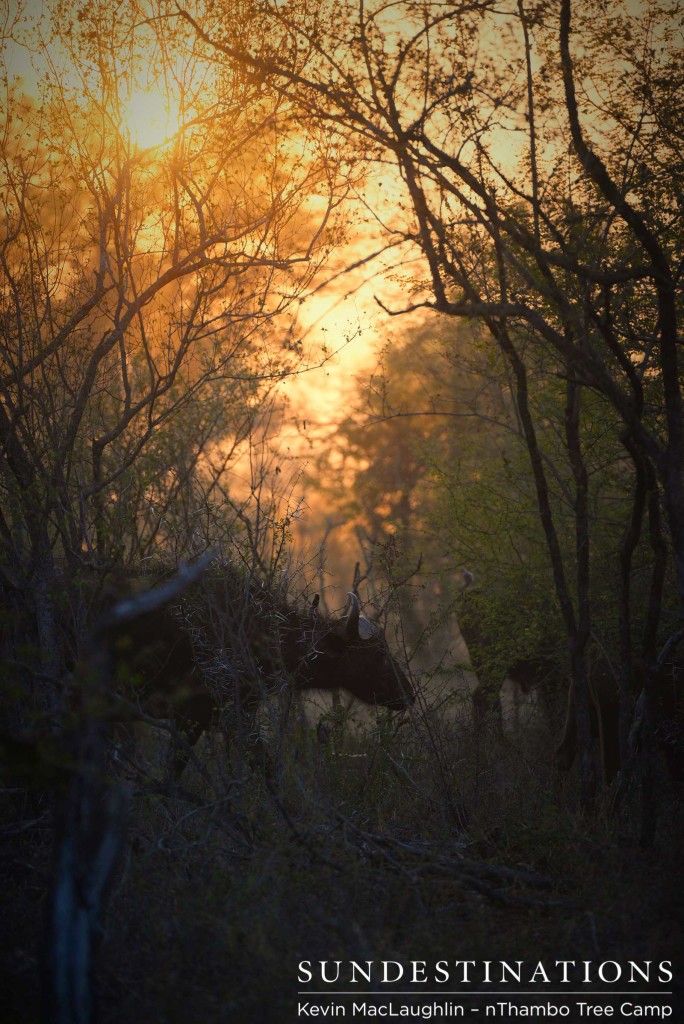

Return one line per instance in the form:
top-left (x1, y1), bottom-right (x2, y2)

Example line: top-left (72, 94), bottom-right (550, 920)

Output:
top-left (2, 705), bottom-right (683, 1023)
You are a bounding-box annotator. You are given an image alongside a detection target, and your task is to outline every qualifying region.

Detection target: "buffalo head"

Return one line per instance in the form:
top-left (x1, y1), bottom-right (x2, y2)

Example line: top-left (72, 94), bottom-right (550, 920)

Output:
top-left (299, 592), bottom-right (415, 710)
top-left (108, 576), bottom-right (414, 778)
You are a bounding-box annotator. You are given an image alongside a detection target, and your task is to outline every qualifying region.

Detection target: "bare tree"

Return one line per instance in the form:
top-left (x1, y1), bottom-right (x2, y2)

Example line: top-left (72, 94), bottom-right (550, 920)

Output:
top-left (0, 1), bottom-right (346, 721)
top-left (179, 0), bottom-right (683, 818)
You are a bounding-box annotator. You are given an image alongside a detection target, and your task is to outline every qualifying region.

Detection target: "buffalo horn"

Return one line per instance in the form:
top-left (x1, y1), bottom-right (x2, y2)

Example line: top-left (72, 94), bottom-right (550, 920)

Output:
top-left (346, 591), bottom-right (361, 639)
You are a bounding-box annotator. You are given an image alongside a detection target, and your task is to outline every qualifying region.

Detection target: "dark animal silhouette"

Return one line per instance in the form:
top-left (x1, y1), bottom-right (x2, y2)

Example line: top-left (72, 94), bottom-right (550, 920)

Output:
top-left (457, 569), bottom-right (558, 736)
top-left (109, 573), bottom-right (414, 776)
top-left (458, 569), bottom-right (622, 778)
top-left (458, 570), bottom-right (682, 785)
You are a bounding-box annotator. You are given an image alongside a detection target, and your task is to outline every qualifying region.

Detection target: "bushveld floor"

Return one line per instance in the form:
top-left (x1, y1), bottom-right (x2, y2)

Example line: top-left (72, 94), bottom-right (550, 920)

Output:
top-left (2, 714), bottom-right (683, 1023)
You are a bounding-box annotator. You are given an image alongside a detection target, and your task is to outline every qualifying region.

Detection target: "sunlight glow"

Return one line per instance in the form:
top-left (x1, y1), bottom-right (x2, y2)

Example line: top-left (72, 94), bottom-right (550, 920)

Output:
top-left (121, 87), bottom-right (177, 150)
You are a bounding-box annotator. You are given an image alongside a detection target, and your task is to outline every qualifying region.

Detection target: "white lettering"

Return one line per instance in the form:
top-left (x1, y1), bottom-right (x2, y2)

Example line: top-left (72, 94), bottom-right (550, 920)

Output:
top-left (321, 961), bottom-right (342, 984)
top-left (350, 962), bottom-right (372, 984)
top-left (381, 962), bottom-right (403, 984)
top-left (529, 961), bottom-right (551, 983)
top-left (454, 961), bottom-right (476, 983)
top-left (299, 962), bottom-right (313, 984)
top-left (628, 962), bottom-right (651, 983)
top-left (435, 961), bottom-right (449, 983)
top-left (500, 961), bottom-right (523, 983)
top-left (410, 961), bottom-right (427, 983)
top-left (597, 961), bottom-right (621, 984)
top-left (658, 961), bottom-right (673, 983)
top-left (555, 961), bottom-right (576, 983)
top-left (620, 1003), bottom-right (672, 1017)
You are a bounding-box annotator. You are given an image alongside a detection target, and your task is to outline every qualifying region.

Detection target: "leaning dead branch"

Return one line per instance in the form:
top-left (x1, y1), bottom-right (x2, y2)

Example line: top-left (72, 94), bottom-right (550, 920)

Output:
top-left (45, 552), bottom-right (218, 1024)
top-left (99, 549), bottom-right (216, 632)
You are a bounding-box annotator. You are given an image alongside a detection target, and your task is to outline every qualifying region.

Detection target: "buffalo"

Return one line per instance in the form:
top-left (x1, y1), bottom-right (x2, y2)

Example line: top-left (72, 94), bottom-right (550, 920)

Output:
top-left (108, 568), bottom-right (414, 777)
top-left (457, 569), bottom-right (620, 777)
top-left (456, 569), bottom-right (557, 734)
top-left (457, 569), bottom-right (683, 785)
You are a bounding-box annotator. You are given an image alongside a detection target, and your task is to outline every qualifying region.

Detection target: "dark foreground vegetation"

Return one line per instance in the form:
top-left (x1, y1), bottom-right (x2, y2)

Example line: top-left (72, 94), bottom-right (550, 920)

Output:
top-left (1, 550), bottom-right (683, 1021)
top-left (2, 663), bottom-right (683, 1023)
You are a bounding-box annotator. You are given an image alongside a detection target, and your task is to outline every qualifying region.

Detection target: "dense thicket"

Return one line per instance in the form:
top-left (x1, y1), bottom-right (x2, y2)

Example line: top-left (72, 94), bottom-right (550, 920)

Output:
top-left (184, 0), bottom-right (684, 815)
top-left (1, 2), bottom-right (683, 1020)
